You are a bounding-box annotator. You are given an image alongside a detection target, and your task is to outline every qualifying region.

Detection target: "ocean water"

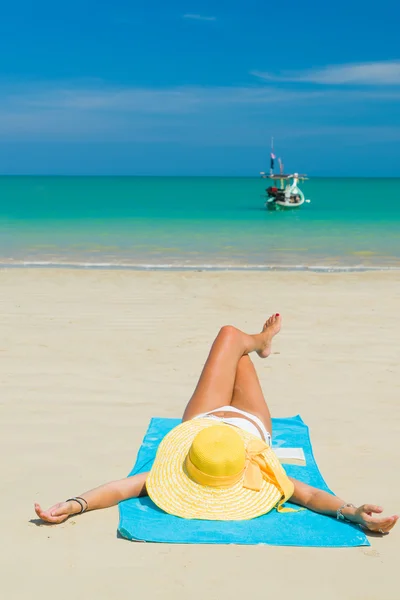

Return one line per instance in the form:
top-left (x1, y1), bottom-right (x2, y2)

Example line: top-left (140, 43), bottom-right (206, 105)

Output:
top-left (1, 176), bottom-right (399, 270)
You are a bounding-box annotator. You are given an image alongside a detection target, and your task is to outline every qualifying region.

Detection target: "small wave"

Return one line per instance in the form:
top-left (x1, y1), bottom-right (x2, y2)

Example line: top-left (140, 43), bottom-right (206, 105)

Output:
top-left (1, 260), bottom-right (400, 273)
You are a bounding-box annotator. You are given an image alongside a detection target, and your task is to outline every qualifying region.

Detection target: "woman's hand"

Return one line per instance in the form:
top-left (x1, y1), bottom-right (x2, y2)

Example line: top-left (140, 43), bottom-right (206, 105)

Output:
top-left (349, 504), bottom-right (399, 533)
top-left (34, 473), bottom-right (149, 525)
top-left (34, 501), bottom-right (79, 524)
top-left (290, 479), bottom-right (398, 535)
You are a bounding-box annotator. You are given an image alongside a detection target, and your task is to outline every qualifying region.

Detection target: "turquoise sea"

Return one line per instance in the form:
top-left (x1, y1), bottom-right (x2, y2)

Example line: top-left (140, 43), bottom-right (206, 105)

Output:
top-left (1, 176), bottom-right (399, 270)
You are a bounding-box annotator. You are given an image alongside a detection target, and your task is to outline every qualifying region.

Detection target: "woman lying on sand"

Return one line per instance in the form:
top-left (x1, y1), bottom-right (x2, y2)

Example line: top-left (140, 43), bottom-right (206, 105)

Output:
top-left (35, 315), bottom-right (398, 533)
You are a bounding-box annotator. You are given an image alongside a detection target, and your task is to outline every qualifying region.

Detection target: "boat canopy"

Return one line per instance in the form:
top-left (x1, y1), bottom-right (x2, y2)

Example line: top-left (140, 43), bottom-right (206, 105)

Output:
top-left (265, 174), bottom-right (308, 181)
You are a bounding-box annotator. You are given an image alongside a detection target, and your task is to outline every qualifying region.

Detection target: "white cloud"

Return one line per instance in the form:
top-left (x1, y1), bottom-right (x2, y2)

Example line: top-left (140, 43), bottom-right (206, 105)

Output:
top-left (1, 83), bottom-right (323, 115)
top-left (0, 80), bottom-right (399, 142)
top-left (183, 14), bottom-right (216, 21)
top-left (251, 61), bottom-right (400, 85)
top-left (0, 83), bottom-right (320, 140)
top-left (4, 82), bottom-right (397, 117)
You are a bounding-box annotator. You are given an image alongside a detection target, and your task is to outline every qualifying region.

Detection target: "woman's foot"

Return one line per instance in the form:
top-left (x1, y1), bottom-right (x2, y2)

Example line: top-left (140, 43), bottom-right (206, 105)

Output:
top-left (257, 313), bottom-right (281, 358)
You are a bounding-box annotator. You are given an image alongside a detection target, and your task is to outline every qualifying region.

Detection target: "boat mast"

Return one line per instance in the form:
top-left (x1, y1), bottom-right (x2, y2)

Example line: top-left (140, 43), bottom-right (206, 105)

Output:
top-left (278, 157), bottom-right (284, 189)
top-left (270, 137), bottom-right (275, 176)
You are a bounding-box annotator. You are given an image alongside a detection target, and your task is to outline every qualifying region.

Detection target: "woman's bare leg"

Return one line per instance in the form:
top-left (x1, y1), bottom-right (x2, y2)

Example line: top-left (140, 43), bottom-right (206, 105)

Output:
top-left (182, 314), bottom-right (281, 422)
top-left (230, 355), bottom-right (272, 436)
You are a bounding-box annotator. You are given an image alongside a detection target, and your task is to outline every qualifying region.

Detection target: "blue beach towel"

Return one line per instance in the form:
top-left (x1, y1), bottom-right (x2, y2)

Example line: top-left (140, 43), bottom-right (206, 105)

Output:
top-left (118, 415), bottom-right (369, 547)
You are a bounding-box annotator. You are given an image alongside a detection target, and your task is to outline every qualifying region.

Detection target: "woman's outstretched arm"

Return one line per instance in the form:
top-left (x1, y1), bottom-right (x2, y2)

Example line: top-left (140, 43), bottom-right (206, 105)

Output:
top-left (34, 472), bottom-right (149, 524)
top-left (290, 477), bottom-right (398, 533)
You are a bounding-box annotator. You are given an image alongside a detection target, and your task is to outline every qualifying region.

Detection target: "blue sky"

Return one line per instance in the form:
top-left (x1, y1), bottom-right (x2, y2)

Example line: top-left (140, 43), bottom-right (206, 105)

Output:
top-left (1, 0), bottom-right (400, 175)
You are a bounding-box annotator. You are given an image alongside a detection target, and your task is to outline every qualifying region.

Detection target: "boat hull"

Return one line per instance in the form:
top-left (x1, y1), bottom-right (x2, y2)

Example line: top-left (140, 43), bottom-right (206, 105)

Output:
top-left (266, 198), bottom-right (305, 210)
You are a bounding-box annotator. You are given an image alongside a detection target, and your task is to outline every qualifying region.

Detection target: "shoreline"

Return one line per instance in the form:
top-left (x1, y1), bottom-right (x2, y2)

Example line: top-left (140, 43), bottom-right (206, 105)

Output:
top-left (2, 261), bottom-right (400, 272)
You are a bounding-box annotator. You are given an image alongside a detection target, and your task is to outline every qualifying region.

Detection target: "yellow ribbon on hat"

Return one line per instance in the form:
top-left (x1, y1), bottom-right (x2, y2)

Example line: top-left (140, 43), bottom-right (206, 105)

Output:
top-left (242, 439), bottom-right (269, 490)
top-left (242, 439), bottom-right (297, 512)
top-left (185, 455), bottom-right (243, 488)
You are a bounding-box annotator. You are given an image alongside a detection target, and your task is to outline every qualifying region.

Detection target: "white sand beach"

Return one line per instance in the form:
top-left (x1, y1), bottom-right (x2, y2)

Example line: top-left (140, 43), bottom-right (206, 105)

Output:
top-left (1, 269), bottom-right (399, 600)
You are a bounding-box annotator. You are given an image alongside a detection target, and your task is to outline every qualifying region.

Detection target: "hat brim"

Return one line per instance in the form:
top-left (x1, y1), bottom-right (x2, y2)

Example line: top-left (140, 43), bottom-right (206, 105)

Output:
top-left (146, 418), bottom-right (283, 521)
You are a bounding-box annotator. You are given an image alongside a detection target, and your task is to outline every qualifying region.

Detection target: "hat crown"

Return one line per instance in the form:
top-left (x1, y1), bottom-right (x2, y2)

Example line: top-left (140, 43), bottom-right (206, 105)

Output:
top-left (189, 425), bottom-right (246, 477)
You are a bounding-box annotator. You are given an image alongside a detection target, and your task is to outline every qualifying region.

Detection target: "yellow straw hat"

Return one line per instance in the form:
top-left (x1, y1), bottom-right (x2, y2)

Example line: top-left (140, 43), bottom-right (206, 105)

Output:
top-left (146, 418), bottom-right (295, 521)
